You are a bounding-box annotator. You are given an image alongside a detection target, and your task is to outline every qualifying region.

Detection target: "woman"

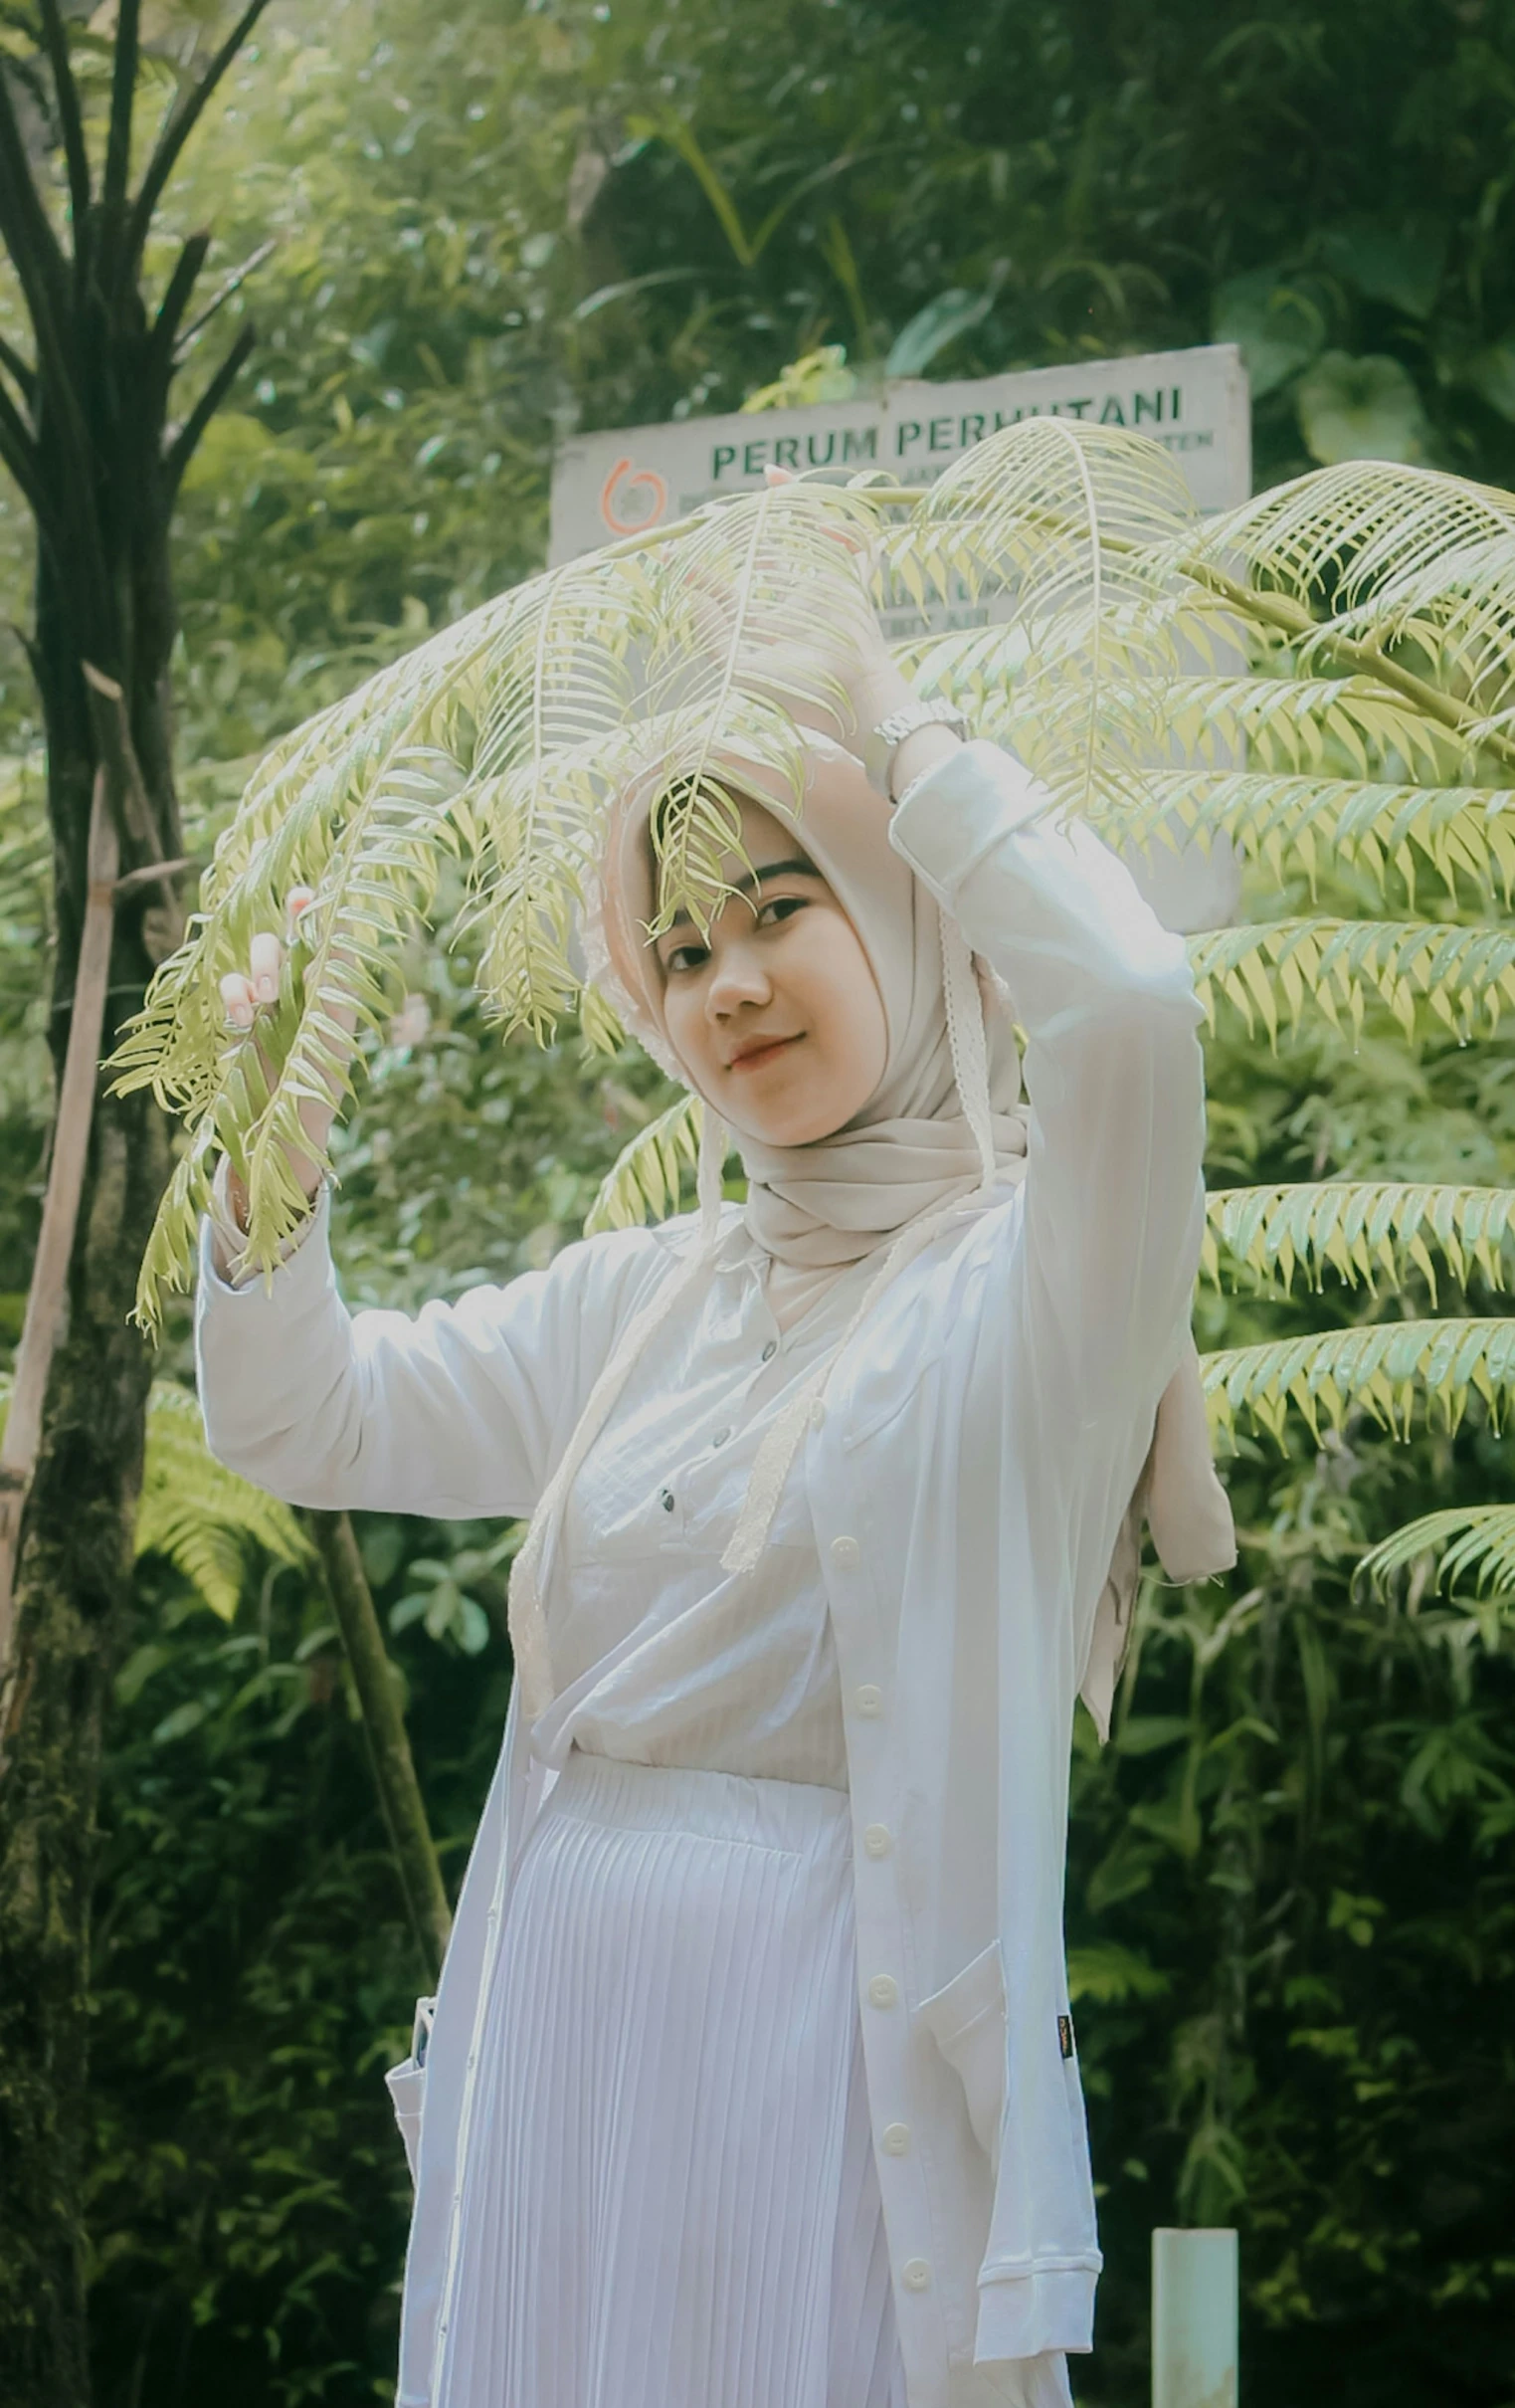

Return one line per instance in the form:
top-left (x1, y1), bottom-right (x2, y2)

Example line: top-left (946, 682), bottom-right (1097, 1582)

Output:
top-left (199, 556), bottom-right (1231, 2408)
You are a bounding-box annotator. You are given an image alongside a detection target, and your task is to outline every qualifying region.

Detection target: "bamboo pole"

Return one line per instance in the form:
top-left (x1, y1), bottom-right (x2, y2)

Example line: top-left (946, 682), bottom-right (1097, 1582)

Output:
top-left (308, 1505), bottom-right (453, 1981)
top-left (0, 766), bottom-right (118, 1683)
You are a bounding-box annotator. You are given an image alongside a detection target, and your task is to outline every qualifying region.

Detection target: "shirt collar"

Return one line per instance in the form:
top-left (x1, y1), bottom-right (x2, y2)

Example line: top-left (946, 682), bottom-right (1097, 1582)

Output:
top-left (710, 1206), bottom-right (766, 1276)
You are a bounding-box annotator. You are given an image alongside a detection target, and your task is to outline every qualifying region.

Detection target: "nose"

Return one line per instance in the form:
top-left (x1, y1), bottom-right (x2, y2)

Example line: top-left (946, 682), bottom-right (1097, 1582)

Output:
top-left (705, 931), bottom-right (771, 1020)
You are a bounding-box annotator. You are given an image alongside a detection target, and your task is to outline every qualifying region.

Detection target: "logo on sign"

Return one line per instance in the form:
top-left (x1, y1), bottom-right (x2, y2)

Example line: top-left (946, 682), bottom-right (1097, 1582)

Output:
top-left (599, 455), bottom-right (668, 537)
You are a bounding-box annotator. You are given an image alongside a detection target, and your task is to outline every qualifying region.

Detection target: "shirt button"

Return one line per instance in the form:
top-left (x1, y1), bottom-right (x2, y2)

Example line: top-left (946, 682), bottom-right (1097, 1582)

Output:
top-left (712, 1427), bottom-right (731, 1447)
top-left (863, 1822), bottom-right (892, 1857)
top-left (867, 1973), bottom-right (898, 2008)
top-left (660, 1488), bottom-right (675, 1511)
top-left (853, 1684), bottom-right (883, 1716)
top-left (882, 2121), bottom-right (911, 2154)
top-left (903, 2258), bottom-right (932, 2291)
top-left (761, 1338), bottom-right (778, 1362)
top-left (831, 1533), bottom-right (860, 1567)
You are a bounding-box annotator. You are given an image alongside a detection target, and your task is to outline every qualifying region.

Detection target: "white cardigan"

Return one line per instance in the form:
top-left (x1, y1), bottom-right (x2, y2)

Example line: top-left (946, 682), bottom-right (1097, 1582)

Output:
top-left (195, 741), bottom-right (1208, 2408)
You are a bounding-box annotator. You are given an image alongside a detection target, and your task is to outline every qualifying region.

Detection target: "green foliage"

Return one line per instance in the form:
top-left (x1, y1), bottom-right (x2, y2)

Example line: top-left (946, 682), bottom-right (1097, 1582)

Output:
top-left (0, 0), bottom-right (1506, 2401)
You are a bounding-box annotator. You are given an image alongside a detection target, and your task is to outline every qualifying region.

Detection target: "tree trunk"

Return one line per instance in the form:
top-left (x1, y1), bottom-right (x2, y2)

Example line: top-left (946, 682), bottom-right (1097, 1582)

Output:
top-left (0, 1081), bottom-right (170, 2403)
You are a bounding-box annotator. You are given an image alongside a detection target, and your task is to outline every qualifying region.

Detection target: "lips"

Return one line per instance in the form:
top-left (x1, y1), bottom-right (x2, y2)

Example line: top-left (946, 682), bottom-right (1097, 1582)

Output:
top-left (726, 1034), bottom-right (802, 1072)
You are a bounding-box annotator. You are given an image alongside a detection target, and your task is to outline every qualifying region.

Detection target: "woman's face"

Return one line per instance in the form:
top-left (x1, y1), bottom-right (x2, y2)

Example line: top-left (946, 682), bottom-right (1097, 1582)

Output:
top-left (649, 796), bottom-right (889, 1146)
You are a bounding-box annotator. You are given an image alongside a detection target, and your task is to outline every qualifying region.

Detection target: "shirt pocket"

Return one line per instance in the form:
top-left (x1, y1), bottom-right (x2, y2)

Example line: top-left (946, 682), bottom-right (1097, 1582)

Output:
top-left (916, 1938), bottom-right (1006, 2176)
top-left (841, 1340), bottom-right (945, 1454)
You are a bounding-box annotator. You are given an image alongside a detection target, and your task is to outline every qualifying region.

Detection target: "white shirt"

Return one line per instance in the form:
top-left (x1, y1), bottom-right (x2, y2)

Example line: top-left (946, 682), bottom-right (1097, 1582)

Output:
top-left (195, 739), bottom-right (1209, 2408)
top-left (535, 1220), bottom-right (878, 1789)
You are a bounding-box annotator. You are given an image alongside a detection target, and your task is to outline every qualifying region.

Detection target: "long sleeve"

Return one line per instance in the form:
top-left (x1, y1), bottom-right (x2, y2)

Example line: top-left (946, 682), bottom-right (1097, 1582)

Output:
top-left (193, 1184), bottom-right (667, 1519)
top-left (888, 737), bottom-right (1207, 1428)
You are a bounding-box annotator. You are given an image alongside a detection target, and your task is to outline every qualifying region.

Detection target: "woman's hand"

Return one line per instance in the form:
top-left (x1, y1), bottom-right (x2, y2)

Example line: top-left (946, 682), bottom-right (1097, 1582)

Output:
top-left (215, 887), bottom-right (356, 1247)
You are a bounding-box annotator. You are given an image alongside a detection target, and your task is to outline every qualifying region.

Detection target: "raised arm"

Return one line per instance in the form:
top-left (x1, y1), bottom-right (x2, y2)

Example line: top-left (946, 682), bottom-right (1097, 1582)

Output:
top-left (195, 1190), bottom-right (667, 1519)
top-left (887, 737), bottom-right (1208, 1424)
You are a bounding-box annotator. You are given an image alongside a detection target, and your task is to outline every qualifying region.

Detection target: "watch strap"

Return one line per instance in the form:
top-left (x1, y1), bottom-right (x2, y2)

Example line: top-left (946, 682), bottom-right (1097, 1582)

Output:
top-left (862, 700), bottom-right (969, 800)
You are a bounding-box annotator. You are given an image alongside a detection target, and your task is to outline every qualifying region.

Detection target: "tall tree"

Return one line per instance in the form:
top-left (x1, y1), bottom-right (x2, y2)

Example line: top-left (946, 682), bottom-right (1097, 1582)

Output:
top-left (0, 6), bottom-right (274, 2398)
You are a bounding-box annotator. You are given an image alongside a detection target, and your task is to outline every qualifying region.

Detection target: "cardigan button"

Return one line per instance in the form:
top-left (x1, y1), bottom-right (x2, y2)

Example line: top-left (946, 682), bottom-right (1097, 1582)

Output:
top-left (711, 1427), bottom-right (731, 1447)
top-left (761, 1338), bottom-right (778, 1362)
top-left (883, 2121), bottom-right (911, 2154)
top-left (867, 1973), bottom-right (898, 2008)
top-left (903, 2258), bottom-right (932, 2291)
top-left (863, 1822), bottom-right (892, 1857)
top-left (831, 1533), bottom-right (860, 1567)
top-left (810, 1398), bottom-right (827, 1429)
top-left (853, 1684), bottom-right (883, 1716)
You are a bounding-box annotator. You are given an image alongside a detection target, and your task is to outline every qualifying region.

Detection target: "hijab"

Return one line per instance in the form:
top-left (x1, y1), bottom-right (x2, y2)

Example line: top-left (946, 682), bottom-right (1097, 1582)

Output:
top-left (504, 730), bottom-right (1235, 1741)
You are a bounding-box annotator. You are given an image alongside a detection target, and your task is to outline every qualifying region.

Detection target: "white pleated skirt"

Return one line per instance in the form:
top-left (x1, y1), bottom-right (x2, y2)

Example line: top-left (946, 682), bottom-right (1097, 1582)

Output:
top-left (435, 1742), bottom-right (909, 2408)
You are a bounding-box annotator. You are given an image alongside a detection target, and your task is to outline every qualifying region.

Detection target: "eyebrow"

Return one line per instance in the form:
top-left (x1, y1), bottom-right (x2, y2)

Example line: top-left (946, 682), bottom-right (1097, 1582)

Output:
top-left (663, 857), bottom-right (822, 933)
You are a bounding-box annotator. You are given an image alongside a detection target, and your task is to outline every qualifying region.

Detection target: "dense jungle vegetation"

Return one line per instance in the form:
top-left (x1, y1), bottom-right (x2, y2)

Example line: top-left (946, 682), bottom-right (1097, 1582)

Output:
top-left (0, 2), bottom-right (1512, 2404)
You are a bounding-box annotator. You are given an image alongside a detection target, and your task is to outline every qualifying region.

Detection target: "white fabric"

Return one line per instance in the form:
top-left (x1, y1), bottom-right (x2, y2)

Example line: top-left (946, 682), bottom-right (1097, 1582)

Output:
top-left (194, 737), bottom-right (1210, 2408)
top-left (426, 1743), bottom-right (907, 2408)
top-left (532, 1223), bottom-right (878, 1788)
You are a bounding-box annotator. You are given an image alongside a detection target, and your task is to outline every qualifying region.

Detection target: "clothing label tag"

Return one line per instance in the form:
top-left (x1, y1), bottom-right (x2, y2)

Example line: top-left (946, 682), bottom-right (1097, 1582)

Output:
top-left (1057, 2014), bottom-right (1075, 2061)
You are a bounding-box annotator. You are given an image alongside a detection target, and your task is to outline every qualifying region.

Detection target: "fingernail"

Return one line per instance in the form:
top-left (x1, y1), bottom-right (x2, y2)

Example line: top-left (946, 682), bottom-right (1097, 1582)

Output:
top-left (249, 931), bottom-right (282, 1002)
top-left (285, 885), bottom-right (315, 939)
top-left (219, 971), bottom-right (256, 1030)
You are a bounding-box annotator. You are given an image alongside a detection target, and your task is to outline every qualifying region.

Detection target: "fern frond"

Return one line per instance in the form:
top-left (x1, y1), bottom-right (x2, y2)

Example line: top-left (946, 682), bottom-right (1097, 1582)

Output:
top-left (886, 421), bottom-right (1202, 812)
top-left (1201, 1314), bottom-right (1515, 1447)
top-left (116, 428), bottom-right (1515, 1323)
top-left (1205, 1181), bottom-right (1515, 1304)
top-left (584, 1091), bottom-right (705, 1234)
top-left (1087, 773), bottom-right (1515, 910)
top-left (136, 1383), bottom-right (309, 1621)
top-left (1188, 916), bottom-right (1515, 1043)
top-left (1360, 1505), bottom-right (1515, 1603)
top-left (1181, 460), bottom-right (1515, 628)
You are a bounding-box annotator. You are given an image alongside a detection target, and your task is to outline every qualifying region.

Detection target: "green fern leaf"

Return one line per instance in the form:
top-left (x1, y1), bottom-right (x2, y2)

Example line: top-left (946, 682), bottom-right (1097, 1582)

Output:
top-left (1205, 1181), bottom-right (1515, 1304)
top-left (585, 1092), bottom-right (704, 1234)
top-left (1189, 918), bottom-right (1515, 1043)
top-left (1201, 1315), bottom-right (1515, 1447)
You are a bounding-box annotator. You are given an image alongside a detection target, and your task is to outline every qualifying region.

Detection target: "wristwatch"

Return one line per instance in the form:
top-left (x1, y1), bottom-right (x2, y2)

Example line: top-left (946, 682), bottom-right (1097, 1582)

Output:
top-left (862, 699), bottom-right (970, 802)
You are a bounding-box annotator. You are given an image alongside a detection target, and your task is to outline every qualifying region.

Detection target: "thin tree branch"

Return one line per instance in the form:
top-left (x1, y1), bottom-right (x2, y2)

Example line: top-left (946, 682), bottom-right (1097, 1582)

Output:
top-left (82, 660), bottom-right (181, 944)
top-left (112, 853), bottom-right (193, 901)
top-left (0, 768), bottom-right (118, 1687)
top-left (162, 319), bottom-right (254, 496)
top-left (0, 379), bottom-right (46, 519)
top-left (0, 329), bottom-right (36, 408)
top-left (0, 54), bottom-right (69, 319)
top-left (126, 0), bottom-right (275, 270)
top-left (100, 0), bottom-right (140, 237)
top-left (175, 236), bottom-right (274, 360)
top-left (36, 0), bottom-right (90, 258)
top-left (308, 1508), bottom-right (452, 1981)
top-left (147, 229), bottom-right (209, 377)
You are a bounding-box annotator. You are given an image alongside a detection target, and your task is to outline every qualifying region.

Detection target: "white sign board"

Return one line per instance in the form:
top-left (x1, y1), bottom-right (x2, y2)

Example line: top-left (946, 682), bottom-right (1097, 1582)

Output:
top-left (549, 343), bottom-right (1250, 565)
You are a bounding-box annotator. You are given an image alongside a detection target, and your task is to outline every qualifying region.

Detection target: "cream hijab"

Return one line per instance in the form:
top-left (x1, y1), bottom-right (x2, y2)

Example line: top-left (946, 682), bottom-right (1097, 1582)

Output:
top-left (504, 732), bottom-right (1235, 1739)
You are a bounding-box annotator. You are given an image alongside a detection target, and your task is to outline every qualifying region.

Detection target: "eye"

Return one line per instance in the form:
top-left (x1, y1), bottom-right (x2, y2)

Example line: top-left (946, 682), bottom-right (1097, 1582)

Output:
top-left (663, 938), bottom-right (709, 976)
top-left (756, 895), bottom-right (808, 927)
